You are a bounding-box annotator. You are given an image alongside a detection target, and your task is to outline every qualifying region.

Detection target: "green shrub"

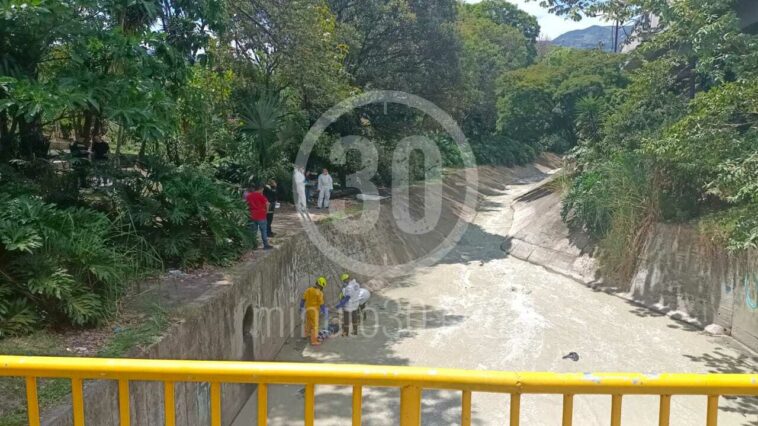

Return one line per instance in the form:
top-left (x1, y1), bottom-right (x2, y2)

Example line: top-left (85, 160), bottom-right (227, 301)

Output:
top-left (0, 158), bottom-right (253, 337)
top-left (430, 133), bottom-right (465, 168)
top-left (109, 162), bottom-right (253, 266)
top-left (471, 135), bottom-right (539, 167)
top-left (0, 194), bottom-right (140, 337)
top-left (562, 153), bottom-right (659, 280)
top-left (563, 153), bottom-right (654, 236)
top-left (539, 134), bottom-right (571, 154)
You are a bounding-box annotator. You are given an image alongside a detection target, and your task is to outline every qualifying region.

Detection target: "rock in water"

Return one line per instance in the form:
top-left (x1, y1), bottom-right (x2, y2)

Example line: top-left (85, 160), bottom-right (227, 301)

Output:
top-left (704, 324), bottom-right (726, 335)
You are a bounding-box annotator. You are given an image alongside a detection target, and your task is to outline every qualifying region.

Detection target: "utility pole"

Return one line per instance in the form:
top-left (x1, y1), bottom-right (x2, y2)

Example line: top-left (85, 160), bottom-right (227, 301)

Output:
top-left (609, 0), bottom-right (624, 53)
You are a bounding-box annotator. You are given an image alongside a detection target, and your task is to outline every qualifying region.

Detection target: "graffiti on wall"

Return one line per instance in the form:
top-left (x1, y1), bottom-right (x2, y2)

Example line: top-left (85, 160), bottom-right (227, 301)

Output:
top-left (744, 271), bottom-right (758, 310)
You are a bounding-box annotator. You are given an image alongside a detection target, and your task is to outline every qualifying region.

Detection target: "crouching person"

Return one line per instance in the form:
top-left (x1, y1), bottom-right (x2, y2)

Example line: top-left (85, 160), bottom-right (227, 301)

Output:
top-left (357, 286), bottom-right (371, 320)
top-left (336, 274), bottom-right (369, 336)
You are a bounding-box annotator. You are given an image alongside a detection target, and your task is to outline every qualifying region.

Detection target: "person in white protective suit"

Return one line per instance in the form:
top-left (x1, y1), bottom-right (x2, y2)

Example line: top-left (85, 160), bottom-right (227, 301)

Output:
top-left (356, 286), bottom-right (371, 320)
top-left (335, 273), bottom-right (370, 336)
top-left (293, 166), bottom-right (307, 212)
top-left (317, 168), bottom-right (333, 209)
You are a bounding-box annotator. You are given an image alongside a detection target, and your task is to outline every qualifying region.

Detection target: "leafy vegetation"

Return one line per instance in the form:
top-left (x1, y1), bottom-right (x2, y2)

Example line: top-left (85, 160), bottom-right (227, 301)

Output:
top-left (0, 0), bottom-right (519, 336)
top-left (558, 0), bottom-right (758, 279)
top-left (107, 162), bottom-right (253, 266)
top-left (497, 47), bottom-right (625, 157)
top-left (0, 194), bottom-right (131, 334)
top-left (1, 0), bottom-right (755, 337)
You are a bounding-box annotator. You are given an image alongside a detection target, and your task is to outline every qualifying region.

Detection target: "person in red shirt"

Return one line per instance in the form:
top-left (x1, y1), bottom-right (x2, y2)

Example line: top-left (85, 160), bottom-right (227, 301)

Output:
top-left (245, 183), bottom-right (273, 250)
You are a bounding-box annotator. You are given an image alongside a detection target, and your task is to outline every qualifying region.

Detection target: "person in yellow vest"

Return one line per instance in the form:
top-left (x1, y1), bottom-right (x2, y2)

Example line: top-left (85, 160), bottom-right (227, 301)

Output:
top-left (300, 277), bottom-right (327, 346)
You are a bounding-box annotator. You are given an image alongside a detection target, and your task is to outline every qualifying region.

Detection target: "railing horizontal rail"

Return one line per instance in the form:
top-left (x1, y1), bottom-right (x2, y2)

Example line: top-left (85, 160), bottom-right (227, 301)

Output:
top-left (1, 356), bottom-right (757, 396)
top-left (3, 356), bottom-right (757, 426)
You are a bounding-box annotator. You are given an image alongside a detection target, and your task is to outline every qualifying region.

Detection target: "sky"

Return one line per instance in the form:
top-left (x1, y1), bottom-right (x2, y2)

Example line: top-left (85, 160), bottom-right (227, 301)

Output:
top-left (464, 0), bottom-right (609, 39)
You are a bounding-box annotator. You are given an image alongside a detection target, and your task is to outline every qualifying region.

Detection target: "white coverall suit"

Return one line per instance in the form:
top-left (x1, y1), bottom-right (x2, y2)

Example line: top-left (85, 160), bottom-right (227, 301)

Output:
top-left (294, 168), bottom-right (307, 211)
top-left (339, 280), bottom-right (362, 335)
top-left (318, 173), bottom-right (333, 209)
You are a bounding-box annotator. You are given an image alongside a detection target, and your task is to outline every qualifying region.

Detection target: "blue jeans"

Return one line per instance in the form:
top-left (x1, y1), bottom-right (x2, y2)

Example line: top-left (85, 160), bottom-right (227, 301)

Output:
top-left (250, 220), bottom-right (271, 248)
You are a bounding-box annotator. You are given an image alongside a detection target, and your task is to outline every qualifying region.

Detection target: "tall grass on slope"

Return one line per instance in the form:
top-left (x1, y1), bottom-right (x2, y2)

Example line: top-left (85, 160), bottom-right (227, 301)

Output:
top-left (562, 153), bottom-right (659, 283)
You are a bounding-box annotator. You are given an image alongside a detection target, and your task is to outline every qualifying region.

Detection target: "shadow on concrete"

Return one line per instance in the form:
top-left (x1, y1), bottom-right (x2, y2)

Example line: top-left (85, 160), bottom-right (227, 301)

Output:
top-left (437, 221), bottom-right (508, 266)
top-left (277, 386), bottom-right (485, 426)
top-left (476, 198), bottom-right (508, 213)
top-left (509, 174), bottom-right (550, 186)
top-left (568, 294), bottom-right (758, 422)
top-left (664, 322), bottom-right (702, 332)
top-left (605, 295), bottom-right (758, 422)
top-left (567, 225), bottom-right (597, 258)
top-left (513, 186), bottom-right (553, 204)
top-left (587, 293), bottom-right (705, 332)
top-left (476, 186), bottom-right (508, 197)
top-left (683, 348), bottom-right (758, 423)
top-left (256, 293), bottom-right (470, 425)
top-left (623, 302), bottom-right (667, 319)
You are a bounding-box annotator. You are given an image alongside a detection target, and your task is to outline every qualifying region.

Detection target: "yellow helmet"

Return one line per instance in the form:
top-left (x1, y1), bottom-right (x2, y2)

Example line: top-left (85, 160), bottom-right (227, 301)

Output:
top-left (316, 276), bottom-right (327, 288)
top-left (340, 273), bottom-right (350, 282)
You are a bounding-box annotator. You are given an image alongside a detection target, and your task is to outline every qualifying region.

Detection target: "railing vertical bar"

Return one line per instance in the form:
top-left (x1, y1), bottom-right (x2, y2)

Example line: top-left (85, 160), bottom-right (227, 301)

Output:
top-left (118, 379), bottom-right (130, 426)
top-left (164, 381), bottom-right (175, 426)
top-left (257, 384), bottom-right (268, 426)
top-left (659, 395), bottom-right (671, 426)
top-left (562, 394), bottom-right (573, 426)
top-left (25, 377), bottom-right (40, 426)
top-left (707, 395), bottom-right (719, 426)
top-left (510, 393), bottom-right (521, 426)
top-left (352, 385), bottom-right (362, 426)
top-left (304, 384), bottom-right (315, 426)
top-left (72, 378), bottom-right (85, 426)
top-left (610, 394), bottom-right (622, 426)
top-left (399, 385), bottom-right (422, 426)
top-left (210, 382), bottom-right (221, 426)
top-left (461, 390), bottom-right (472, 426)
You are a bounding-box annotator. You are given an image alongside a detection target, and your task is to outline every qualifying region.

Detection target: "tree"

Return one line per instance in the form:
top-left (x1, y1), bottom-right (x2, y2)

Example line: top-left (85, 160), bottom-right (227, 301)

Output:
top-left (562, 0), bottom-right (758, 260)
top-left (496, 47), bottom-right (625, 152)
top-left (527, 0), bottom-right (647, 22)
top-left (327, 0), bottom-right (462, 111)
top-left (156, 0), bottom-right (228, 61)
top-left (175, 62), bottom-right (235, 163)
top-left (0, 0), bottom-right (84, 157)
top-left (228, 0), bottom-right (351, 116)
top-left (465, 0), bottom-right (540, 44)
top-left (458, 6), bottom-right (533, 140)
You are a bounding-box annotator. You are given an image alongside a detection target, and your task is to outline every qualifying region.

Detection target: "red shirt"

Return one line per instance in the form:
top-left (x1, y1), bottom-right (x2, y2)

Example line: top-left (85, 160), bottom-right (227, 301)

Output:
top-left (245, 191), bottom-right (268, 221)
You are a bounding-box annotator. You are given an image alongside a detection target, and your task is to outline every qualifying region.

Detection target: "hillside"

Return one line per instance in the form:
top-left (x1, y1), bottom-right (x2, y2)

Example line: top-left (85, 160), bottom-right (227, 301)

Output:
top-left (552, 25), bottom-right (631, 51)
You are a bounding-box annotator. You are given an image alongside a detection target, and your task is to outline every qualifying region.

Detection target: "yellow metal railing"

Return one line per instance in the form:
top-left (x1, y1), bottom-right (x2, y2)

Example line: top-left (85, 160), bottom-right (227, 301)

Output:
top-left (2, 356), bottom-right (757, 426)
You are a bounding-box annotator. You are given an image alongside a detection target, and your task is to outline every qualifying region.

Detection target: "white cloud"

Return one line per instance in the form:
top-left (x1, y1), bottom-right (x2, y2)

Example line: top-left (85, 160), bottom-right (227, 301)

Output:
top-left (463, 0), bottom-right (610, 39)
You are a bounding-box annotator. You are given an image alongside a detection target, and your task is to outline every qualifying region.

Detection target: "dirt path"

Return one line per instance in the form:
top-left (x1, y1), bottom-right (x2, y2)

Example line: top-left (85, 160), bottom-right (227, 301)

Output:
top-left (232, 170), bottom-right (758, 426)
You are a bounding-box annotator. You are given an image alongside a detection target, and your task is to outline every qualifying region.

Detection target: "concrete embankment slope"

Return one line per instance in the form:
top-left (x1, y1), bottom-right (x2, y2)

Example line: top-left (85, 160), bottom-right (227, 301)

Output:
top-left (40, 159), bottom-right (557, 425)
top-left (506, 184), bottom-right (598, 284)
top-left (506, 180), bottom-right (758, 352)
